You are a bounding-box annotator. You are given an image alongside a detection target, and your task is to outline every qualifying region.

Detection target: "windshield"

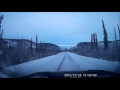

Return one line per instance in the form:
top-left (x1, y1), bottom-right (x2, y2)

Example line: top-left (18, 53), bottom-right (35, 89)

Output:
top-left (0, 12), bottom-right (120, 78)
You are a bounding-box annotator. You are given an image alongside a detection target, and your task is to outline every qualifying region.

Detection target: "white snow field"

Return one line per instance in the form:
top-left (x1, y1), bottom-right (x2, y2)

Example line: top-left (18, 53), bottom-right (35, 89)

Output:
top-left (3, 52), bottom-right (120, 78)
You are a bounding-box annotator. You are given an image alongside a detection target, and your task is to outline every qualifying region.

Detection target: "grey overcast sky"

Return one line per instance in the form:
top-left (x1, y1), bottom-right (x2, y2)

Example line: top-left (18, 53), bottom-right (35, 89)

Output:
top-left (1, 12), bottom-right (120, 46)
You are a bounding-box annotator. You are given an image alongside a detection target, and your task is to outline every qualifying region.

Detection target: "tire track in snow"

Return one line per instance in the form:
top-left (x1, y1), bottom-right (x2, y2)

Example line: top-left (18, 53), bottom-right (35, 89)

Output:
top-left (66, 53), bottom-right (82, 72)
top-left (57, 54), bottom-right (66, 72)
top-left (57, 52), bottom-right (83, 72)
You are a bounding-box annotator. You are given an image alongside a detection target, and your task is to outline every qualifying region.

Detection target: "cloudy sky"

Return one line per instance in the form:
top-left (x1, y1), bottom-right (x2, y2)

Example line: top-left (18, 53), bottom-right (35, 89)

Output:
top-left (1, 12), bottom-right (120, 47)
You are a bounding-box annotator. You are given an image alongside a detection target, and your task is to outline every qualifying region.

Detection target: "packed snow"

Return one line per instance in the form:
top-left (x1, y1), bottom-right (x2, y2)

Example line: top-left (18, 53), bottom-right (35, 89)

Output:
top-left (2, 52), bottom-right (120, 78)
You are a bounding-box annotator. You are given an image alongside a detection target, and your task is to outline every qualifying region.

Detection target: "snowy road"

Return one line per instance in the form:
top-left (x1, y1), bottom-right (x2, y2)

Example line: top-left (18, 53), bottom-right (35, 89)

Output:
top-left (4, 52), bottom-right (120, 77)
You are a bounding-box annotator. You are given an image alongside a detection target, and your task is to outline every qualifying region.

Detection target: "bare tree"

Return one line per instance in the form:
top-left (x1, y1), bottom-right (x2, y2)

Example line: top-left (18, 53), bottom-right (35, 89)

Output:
top-left (95, 33), bottom-right (98, 50)
top-left (117, 24), bottom-right (120, 41)
top-left (102, 20), bottom-right (108, 50)
top-left (36, 34), bottom-right (38, 54)
top-left (113, 26), bottom-right (117, 44)
top-left (30, 38), bottom-right (33, 56)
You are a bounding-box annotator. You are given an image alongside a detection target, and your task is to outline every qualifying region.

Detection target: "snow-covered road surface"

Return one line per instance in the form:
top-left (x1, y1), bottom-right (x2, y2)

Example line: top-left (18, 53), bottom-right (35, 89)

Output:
top-left (4, 52), bottom-right (120, 78)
